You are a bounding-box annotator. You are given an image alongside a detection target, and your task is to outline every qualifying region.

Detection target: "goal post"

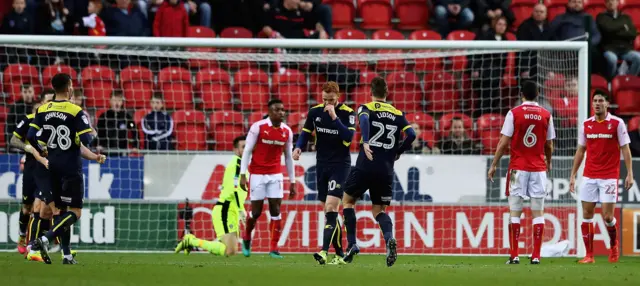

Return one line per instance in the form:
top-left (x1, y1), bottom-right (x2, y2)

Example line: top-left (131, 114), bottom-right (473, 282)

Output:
top-left (0, 35), bottom-right (589, 256)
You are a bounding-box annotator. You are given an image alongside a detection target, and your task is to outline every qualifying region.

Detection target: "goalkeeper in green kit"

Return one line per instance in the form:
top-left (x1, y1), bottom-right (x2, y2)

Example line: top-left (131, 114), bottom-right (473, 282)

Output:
top-left (175, 136), bottom-right (248, 256)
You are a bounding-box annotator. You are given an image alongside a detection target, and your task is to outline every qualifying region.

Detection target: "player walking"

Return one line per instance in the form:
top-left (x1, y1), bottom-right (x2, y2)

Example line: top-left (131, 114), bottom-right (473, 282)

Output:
top-left (488, 81), bottom-right (555, 265)
top-left (569, 91), bottom-right (633, 264)
top-left (27, 73), bottom-right (105, 264)
top-left (341, 77), bottom-right (416, 267)
top-left (240, 99), bottom-right (296, 259)
top-left (175, 136), bottom-right (248, 257)
top-left (292, 82), bottom-right (356, 265)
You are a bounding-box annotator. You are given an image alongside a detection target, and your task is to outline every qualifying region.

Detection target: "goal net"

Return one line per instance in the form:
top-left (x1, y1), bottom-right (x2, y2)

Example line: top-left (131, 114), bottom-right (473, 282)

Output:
top-left (0, 34), bottom-right (591, 256)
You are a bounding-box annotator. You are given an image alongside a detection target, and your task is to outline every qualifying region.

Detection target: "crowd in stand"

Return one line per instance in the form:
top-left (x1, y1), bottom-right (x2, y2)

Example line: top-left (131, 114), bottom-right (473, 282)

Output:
top-left (1, 0), bottom-right (640, 155)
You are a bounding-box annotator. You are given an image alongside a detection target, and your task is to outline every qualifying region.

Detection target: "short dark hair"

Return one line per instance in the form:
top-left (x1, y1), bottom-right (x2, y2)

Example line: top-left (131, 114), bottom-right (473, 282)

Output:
top-left (233, 135), bottom-right (246, 148)
top-left (51, 73), bottom-right (72, 94)
top-left (451, 116), bottom-right (463, 124)
top-left (521, 80), bottom-right (539, 101)
top-left (151, 92), bottom-right (164, 101)
top-left (268, 98), bottom-right (283, 108)
top-left (21, 83), bottom-right (33, 91)
top-left (111, 89), bottom-right (124, 98)
top-left (370, 76), bottom-right (388, 99)
top-left (592, 89), bottom-right (610, 102)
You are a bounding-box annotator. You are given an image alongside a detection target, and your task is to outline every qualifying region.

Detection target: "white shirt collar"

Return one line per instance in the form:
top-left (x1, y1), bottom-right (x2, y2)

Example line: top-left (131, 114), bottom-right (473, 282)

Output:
top-left (521, 101), bottom-right (539, 106)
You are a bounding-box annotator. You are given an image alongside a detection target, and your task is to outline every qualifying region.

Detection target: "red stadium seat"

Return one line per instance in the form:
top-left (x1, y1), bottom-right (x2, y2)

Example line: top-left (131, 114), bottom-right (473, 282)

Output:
top-left (188, 26), bottom-right (215, 38)
top-left (410, 30), bottom-right (443, 73)
top-left (544, 72), bottom-right (566, 91)
top-left (545, 0), bottom-right (567, 22)
top-left (477, 113), bottom-right (505, 130)
top-left (81, 65), bottom-right (115, 108)
top-left (120, 66), bottom-right (154, 109)
top-left (612, 75), bottom-right (640, 115)
top-left (446, 30), bottom-right (476, 71)
top-left (479, 129), bottom-right (502, 154)
top-left (439, 113), bottom-right (473, 138)
top-left (406, 112), bottom-right (435, 130)
top-left (210, 111), bottom-right (245, 150)
top-left (287, 112), bottom-right (309, 133)
top-left (196, 68), bottom-right (232, 110)
top-left (372, 30), bottom-right (405, 71)
top-left (591, 74), bottom-right (609, 92)
top-left (386, 72), bottom-right (423, 113)
top-left (418, 129), bottom-right (436, 149)
top-left (3, 64), bottom-right (40, 103)
top-left (424, 72), bottom-right (459, 113)
top-left (584, 0), bottom-right (606, 19)
top-left (503, 33), bottom-right (518, 87)
top-left (235, 68), bottom-right (270, 111)
top-left (334, 29), bottom-right (368, 70)
top-left (43, 65), bottom-right (77, 87)
top-left (186, 26), bottom-right (218, 69)
top-left (358, 0), bottom-right (393, 29)
top-left (621, 0), bottom-right (640, 30)
top-left (158, 67), bottom-right (193, 110)
top-left (511, 0), bottom-right (536, 29)
top-left (220, 27), bottom-right (255, 69)
top-left (628, 115), bottom-right (640, 131)
top-left (248, 111), bottom-right (267, 125)
top-left (309, 73), bottom-right (328, 102)
top-left (635, 34), bottom-right (640, 50)
top-left (324, 0), bottom-right (355, 28)
top-left (351, 86), bottom-right (370, 107)
top-left (272, 69), bottom-right (309, 112)
top-left (133, 109), bottom-right (150, 149)
top-left (395, 0), bottom-right (429, 30)
top-left (358, 70), bottom-right (380, 85)
top-left (173, 110), bottom-right (207, 150)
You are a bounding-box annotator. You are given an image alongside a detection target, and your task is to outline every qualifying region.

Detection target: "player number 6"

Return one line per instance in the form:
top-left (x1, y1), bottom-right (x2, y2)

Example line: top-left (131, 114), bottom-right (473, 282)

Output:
top-left (523, 124), bottom-right (537, 148)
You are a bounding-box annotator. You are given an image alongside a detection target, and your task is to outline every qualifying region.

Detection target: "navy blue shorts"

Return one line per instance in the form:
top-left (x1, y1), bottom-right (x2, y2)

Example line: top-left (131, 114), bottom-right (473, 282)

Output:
top-left (344, 168), bottom-right (393, 206)
top-left (22, 160), bottom-right (52, 205)
top-left (316, 163), bottom-right (351, 202)
top-left (50, 169), bottom-right (84, 209)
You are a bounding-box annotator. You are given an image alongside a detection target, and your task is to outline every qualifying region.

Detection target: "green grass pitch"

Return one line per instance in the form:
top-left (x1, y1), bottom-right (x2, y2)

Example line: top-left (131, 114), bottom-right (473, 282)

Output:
top-left (1, 253), bottom-right (640, 286)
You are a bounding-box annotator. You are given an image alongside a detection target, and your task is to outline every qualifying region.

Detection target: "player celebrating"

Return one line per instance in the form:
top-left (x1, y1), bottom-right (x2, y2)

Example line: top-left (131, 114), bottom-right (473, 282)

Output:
top-left (292, 81), bottom-right (356, 265)
top-left (11, 90), bottom-right (53, 255)
top-left (569, 91), bottom-right (633, 264)
top-left (27, 73), bottom-right (105, 264)
top-left (240, 99), bottom-right (296, 259)
top-left (341, 77), bottom-right (416, 267)
top-left (175, 136), bottom-right (248, 256)
top-left (488, 81), bottom-right (555, 265)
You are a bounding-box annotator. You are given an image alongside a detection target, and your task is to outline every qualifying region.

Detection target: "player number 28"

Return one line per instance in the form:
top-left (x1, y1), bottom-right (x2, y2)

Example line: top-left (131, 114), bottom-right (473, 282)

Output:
top-left (369, 121), bottom-right (398, 150)
top-left (43, 125), bottom-right (72, 150)
top-left (523, 124), bottom-right (537, 148)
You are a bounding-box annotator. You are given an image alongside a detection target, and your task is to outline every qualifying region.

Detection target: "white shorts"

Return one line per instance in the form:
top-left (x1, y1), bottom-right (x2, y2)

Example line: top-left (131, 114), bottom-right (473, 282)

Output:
top-left (505, 169), bottom-right (548, 199)
top-left (579, 177), bottom-right (618, 203)
top-left (249, 173), bottom-right (284, 201)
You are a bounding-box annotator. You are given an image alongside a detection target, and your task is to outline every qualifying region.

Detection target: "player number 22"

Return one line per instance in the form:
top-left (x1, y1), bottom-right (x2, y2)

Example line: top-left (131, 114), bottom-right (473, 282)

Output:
top-left (43, 125), bottom-right (72, 150)
top-left (523, 124), bottom-right (537, 148)
top-left (370, 121), bottom-right (397, 150)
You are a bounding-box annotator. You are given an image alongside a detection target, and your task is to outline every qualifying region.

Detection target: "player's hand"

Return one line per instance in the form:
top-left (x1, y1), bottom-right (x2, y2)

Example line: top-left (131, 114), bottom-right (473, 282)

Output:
top-left (324, 104), bottom-right (337, 120)
top-left (41, 146), bottom-right (48, 158)
top-left (239, 174), bottom-right (248, 192)
top-left (292, 148), bottom-right (302, 161)
top-left (363, 143), bottom-right (374, 161)
top-left (487, 165), bottom-right (497, 183)
top-left (569, 177), bottom-right (576, 193)
top-left (96, 154), bottom-right (107, 164)
top-left (37, 157), bottom-right (49, 169)
top-left (288, 182), bottom-right (296, 199)
top-left (625, 174), bottom-right (634, 190)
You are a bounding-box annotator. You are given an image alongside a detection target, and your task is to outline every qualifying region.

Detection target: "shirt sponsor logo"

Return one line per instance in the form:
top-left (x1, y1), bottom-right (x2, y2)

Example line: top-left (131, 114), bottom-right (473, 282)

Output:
top-left (316, 127), bottom-right (339, 135)
top-left (586, 133), bottom-right (613, 139)
top-left (261, 139), bottom-right (286, 146)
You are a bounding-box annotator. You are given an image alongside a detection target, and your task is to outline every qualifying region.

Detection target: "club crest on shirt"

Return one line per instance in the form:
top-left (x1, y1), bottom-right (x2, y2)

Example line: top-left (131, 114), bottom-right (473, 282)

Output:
top-left (315, 117), bottom-right (321, 123)
top-left (608, 123), bottom-right (612, 130)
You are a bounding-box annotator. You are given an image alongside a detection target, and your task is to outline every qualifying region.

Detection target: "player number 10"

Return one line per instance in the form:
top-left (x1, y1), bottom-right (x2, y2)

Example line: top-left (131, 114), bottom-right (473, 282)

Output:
top-left (43, 125), bottom-right (72, 150)
top-left (523, 124), bottom-right (537, 148)
top-left (369, 121), bottom-right (397, 150)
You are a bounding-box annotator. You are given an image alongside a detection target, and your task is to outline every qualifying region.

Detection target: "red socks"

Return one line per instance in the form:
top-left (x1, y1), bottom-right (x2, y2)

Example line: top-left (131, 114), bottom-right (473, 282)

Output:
top-left (582, 220), bottom-right (594, 257)
top-left (509, 220), bottom-right (521, 259)
top-left (269, 217), bottom-right (282, 252)
top-left (531, 217), bottom-right (545, 260)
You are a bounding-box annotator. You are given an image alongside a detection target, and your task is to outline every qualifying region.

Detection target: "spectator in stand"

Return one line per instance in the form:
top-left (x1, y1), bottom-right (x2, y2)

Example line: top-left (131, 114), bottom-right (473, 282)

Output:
top-left (146, 0), bottom-right (163, 27)
top-left (141, 94), bottom-right (174, 150)
top-left (210, 0), bottom-right (263, 34)
top-left (71, 89), bottom-right (98, 137)
top-left (597, 0), bottom-right (640, 79)
top-left (262, 0), bottom-right (328, 39)
top-left (472, 0), bottom-right (514, 32)
top-left (549, 77), bottom-right (580, 155)
top-left (298, 0), bottom-right (333, 38)
top-left (138, 0), bottom-right (210, 28)
top-left (0, 0), bottom-right (34, 35)
top-left (96, 90), bottom-right (139, 156)
top-left (470, 16), bottom-right (508, 116)
top-left (153, 0), bottom-right (188, 37)
top-left (629, 120), bottom-right (640, 157)
top-left (549, 0), bottom-right (600, 46)
top-left (35, 0), bottom-right (72, 35)
top-left (81, 0), bottom-right (105, 36)
top-left (101, 0), bottom-right (149, 36)
top-left (516, 3), bottom-right (550, 82)
top-left (5, 84), bottom-right (35, 152)
top-left (437, 117), bottom-right (481, 155)
top-left (433, 0), bottom-right (474, 38)
top-left (405, 123), bottom-right (434, 154)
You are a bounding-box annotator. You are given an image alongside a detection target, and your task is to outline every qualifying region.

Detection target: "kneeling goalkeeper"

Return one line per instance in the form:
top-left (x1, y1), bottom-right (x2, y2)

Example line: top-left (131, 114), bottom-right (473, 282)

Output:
top-left (175, 136), bottom-right (248, 256)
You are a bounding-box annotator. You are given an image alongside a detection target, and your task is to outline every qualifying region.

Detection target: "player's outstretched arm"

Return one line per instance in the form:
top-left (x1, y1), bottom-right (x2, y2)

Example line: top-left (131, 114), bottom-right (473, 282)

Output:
top-left (239, 124), bottom-right (259, 191)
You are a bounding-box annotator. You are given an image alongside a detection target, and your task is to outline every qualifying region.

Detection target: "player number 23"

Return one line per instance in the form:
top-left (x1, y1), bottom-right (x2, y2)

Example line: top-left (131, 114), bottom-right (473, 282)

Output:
top-left (370, 121), bottom-right (397, 150)
top-left (523, 124), bottom-right (537, 148)
top-left (43, 125), bottom-right (72, 150)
